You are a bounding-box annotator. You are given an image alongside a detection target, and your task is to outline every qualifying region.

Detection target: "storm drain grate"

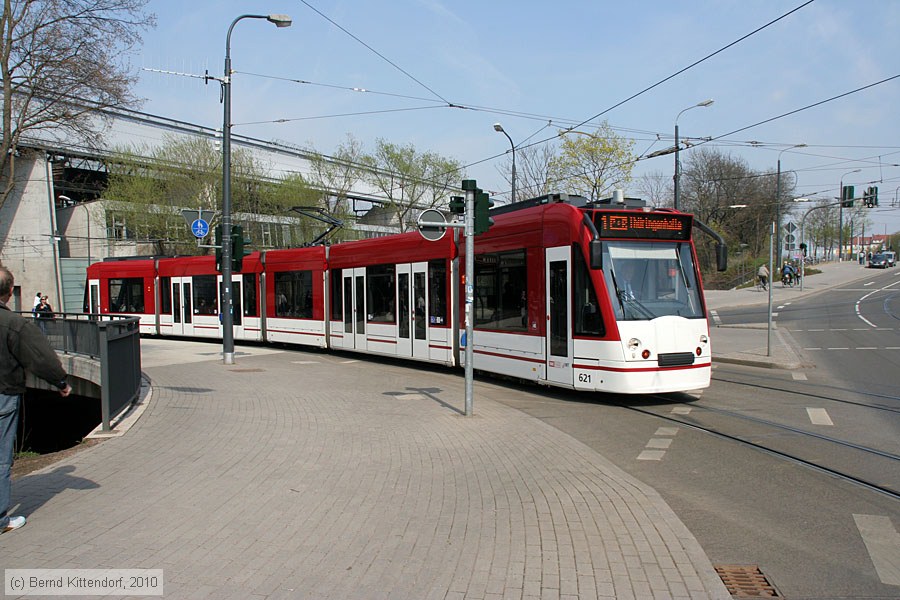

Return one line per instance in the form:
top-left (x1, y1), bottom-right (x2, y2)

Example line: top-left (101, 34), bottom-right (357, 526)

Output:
top-left (714, 564), bottom-right (780, 597)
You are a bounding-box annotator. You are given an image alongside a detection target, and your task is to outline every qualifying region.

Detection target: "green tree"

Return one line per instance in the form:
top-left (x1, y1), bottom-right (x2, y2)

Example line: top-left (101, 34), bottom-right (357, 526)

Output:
top-left (303, 135), bottom-right (364, 242)
top-left (103, 135), bottom-right (296, 255)
top-left (548, 122), bottom-right (635, 201)
top-left (1, 0), bottom-right (156, 208)
top-left (362, 139), bottom-right (464, 232)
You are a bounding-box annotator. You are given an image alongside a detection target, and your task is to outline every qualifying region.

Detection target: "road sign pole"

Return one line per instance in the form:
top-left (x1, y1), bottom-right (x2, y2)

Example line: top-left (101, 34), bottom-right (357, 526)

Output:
top-left (463, 184), bottom-right (475, 417)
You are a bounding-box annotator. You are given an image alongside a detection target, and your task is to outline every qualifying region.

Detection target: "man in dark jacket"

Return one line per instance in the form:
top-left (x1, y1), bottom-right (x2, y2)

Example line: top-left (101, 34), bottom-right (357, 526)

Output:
top-left (0, 267), bottom-right (71, 534)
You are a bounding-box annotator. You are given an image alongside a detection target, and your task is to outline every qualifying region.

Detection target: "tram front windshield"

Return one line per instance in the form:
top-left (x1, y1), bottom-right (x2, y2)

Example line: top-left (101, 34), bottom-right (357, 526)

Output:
top-left (602, 241), bottom-right (703, 321)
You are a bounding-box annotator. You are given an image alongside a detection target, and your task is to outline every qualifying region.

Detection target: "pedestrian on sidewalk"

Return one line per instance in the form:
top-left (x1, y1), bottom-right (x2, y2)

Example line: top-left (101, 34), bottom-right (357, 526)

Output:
top-left (0, 267), bottom-right (72, 535)
top-left (758, 264), bottom-right (769, 290)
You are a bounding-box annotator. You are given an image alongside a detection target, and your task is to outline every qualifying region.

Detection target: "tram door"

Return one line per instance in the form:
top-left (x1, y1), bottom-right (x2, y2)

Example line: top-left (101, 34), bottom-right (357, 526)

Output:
top-left (88, 283), bottom-right (99, 315)
top-left (219, 276), bottom-right (244, 337)
top-left (545, 247), bottom-right (573, 385)
top-left (342, 268), bottom-right (366, 351)
top-left (169, 278), bottom-right (192, 336)
top-left (396, 262), bottom-right (428, 359)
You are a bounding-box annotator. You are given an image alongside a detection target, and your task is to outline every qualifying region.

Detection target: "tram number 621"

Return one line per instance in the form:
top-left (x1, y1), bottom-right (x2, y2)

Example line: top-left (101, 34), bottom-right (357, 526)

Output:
top-left (578, 373), bottom-right (592, 383)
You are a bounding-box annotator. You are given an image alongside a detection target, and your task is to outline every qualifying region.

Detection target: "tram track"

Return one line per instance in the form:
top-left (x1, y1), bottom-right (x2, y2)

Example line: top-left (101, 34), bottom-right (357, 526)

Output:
top-left (627, 399), bottom-right (900, 502)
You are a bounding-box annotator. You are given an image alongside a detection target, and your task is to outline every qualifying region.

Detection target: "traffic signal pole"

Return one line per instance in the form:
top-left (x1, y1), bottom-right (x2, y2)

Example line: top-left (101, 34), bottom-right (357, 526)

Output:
top-left (462, 182), bottom-right (476, 417)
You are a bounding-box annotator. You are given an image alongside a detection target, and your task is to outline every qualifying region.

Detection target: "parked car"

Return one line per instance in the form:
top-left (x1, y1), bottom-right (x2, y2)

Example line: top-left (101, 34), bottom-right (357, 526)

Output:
top-left (868, 253), bottom-right (890, 268)
top-left (884, 251), bottom-right (896, 267)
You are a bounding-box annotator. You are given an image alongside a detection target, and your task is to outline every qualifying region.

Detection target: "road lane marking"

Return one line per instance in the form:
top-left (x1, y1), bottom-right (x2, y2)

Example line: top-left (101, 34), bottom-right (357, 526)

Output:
top-left (792, 372), bottom-right (807, 380)
top-left (864, 281), bottom-right (875, 286)
top-left (671, 406), bottom-right (692, 415)
top-left (655, 427), bottom-right (679, 436)
top-left (637, 450), bottom-right (666, 461)
top-left (853, 514), bottom-right (900, 585)
top-left (855, 347), bottom-right (877, 350)
top-left (710, 309), bottom-right (721, 325)
top-left (806, 408), bottom-right (833, 426)
top-left (646, 438), bottom-right (673, 449)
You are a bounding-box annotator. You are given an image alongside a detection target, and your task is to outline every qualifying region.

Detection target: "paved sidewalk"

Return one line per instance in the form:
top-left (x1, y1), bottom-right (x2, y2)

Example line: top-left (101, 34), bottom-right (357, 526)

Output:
top-left (705, 260), bottom-right (879, 369)
top-left (1, 260), bottom-right (877, 599)
top-left (5, 341), bottom-right (731, 599)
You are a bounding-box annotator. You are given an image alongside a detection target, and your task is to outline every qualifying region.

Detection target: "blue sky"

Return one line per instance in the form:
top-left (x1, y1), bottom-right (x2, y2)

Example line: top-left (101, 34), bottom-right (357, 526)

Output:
top-left (131, 0), bottom-right (900, 236)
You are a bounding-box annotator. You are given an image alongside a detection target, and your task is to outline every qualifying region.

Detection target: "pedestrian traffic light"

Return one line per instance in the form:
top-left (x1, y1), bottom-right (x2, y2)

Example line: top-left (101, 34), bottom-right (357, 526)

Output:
top-left (448, 195), bottom-right (465, 215)
top-left (474, 191), bottom-right (494, 235)
top-left (214, 224), bottom-right (224, 272)
top-left (231, 225), bottom-right (251, 273)
top-left (841, 185), bottom-right (855, 208)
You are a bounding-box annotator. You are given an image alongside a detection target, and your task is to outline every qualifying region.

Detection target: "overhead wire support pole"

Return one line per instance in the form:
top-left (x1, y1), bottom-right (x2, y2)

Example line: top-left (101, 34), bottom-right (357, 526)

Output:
top-left (220, 13), bottom-right (292, 366)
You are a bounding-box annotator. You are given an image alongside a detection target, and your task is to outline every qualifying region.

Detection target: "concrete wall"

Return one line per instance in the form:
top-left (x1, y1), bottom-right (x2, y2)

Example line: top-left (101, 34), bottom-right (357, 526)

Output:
top-left (0, 152), bottom-right (64, 310)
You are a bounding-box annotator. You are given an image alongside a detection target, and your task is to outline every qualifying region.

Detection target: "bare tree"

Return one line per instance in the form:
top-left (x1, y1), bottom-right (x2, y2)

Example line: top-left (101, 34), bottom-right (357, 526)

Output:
top-left (0, 0), bottom-right (156, 208)
top-left (636, 170), bottom-right (671, 208)
top-left (495, 142), bottom-right (556, 202)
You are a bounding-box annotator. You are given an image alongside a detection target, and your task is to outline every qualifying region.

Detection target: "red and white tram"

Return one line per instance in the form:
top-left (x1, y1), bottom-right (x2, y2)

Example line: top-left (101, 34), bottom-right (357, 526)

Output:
top-left (86, 193), bottom-right (725, 394)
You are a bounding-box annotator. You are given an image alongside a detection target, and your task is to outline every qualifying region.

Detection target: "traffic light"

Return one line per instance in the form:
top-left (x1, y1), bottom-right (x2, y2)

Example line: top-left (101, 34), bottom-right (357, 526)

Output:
top-left (474, 191), bottom-right (494, 235)
top-left (448, 195), bottom-right (465, 215)
top-left (799, 242), bottom-right (807, 257)
top-left (231, 225), bottom-right (251, 273)
top-left (214, 224), bottom-right (224, 272)
top-left (865, 186), bottom-right (879, 207)
top-left (841, 185), bottom-right (855, 208)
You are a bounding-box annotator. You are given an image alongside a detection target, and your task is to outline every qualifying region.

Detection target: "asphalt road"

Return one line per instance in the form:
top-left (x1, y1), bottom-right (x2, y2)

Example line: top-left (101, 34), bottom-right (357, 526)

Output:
top-left (493, 268), bottom-right (900, 599)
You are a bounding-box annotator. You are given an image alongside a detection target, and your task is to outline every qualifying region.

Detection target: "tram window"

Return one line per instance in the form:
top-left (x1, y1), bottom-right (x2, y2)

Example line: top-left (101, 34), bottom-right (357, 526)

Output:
top-left (242, 274), bottom-right (257, 317)
top-left (366, 264), bottom-right (395, 322)
top-left (160, 277), bottom-right (172, 315)
top-left (428, 260), bottom-right (447, 326)
top-left (274, 270), bottom-right (313, 319)
top-left (330, 269), bottom-right (342, 321)
top-left (192, 275), bottom-right (218, 315)
top-left (474, 250), bottom-right (526, 331)
top-left (108, 277), bottom-right (144, 313)
top-left (573, 245), bottom-right (604, 337)
top-left (603, 242), bottom-right (704, 320)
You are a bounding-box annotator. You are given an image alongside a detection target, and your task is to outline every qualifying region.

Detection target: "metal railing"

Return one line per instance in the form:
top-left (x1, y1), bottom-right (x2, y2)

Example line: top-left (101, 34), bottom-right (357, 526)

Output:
top-left (20, 311), bottom-right (142, 432)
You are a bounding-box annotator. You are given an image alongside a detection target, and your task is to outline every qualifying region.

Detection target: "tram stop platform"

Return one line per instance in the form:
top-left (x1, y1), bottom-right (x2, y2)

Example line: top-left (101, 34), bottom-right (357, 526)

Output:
top-left (2, 260), bottom-right (875, 599)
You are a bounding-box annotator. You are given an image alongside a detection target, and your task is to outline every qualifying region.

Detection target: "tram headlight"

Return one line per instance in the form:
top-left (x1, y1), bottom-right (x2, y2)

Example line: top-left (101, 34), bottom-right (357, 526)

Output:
top-left (627, 338), bottom-right (641, 351)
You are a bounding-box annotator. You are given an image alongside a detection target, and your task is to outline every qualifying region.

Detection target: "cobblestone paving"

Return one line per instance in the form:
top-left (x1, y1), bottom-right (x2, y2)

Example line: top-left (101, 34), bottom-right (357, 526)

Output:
top-left (4, 349), bottom-right (729, 599)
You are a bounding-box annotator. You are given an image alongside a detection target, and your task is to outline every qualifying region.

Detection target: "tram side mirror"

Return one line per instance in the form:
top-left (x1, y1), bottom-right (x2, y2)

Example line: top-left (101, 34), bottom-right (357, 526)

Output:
top-left (716, 242), bottom-right (728, 272)
top-left (589, 239), bottom-right (602, 269)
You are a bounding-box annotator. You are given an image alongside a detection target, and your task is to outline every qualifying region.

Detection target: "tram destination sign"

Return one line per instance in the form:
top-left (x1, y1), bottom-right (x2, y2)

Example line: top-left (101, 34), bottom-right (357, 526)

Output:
top-left (594, 211), bottom-right (693, 241)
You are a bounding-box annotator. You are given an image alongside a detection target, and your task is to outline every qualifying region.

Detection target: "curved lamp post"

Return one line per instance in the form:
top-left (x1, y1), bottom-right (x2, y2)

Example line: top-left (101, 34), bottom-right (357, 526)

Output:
top-left (674, 99), bottom-right (713, 210)
top-left (838, 169), bottom-right (861, 263)
top-left (221, 13), bottom-right (292, 365)
top-left (493, 123), bottom-right (516, 204)
top-left (775, 144), bottom-right (806, 264)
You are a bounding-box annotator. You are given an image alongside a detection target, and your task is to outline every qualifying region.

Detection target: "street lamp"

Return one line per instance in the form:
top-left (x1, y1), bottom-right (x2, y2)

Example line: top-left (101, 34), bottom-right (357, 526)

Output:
top-left (775, 144), bottom-right (806, 264)
top-left (838, 168), bottom-right (861, 262)
top-left (221, 13), bottom-right (292, 365)
top-left (493, 123), bottom-right (516, 204)
top-left (674, 99), bottom-right (713, 210)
